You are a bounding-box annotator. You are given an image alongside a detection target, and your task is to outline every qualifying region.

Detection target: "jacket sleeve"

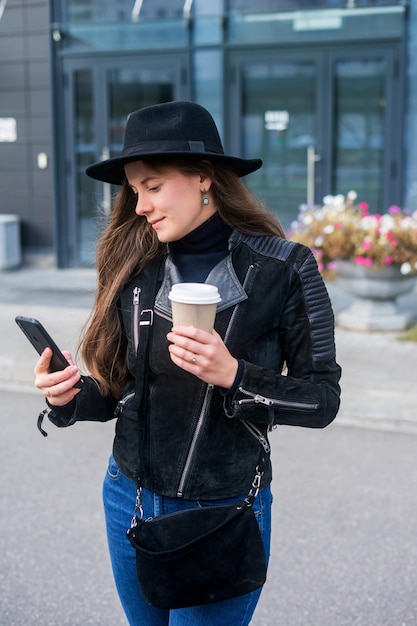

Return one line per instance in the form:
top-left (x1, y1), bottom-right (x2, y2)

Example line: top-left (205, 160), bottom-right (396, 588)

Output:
top-left (224, 250), bottom-right (341, 429)
top-left (40, 376), bottom-right (118, 433)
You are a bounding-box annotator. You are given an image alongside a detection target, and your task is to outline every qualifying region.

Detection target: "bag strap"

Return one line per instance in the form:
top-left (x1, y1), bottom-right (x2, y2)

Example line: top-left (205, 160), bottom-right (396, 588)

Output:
top-left (245, 450), bottom-right (265, 506)
top-left (131, 454), bottom-right (264, 526)
top-left (131, 255), bottom-right (165, 500)
top-left (130, 257), bottom-right (164, 526)
top-left (133, 256), bottom-right (165, 412)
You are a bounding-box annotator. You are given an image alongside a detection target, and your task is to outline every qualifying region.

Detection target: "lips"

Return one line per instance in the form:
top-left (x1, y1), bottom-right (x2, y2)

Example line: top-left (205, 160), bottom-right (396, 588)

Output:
top-left (150, 217), bottom-right (165, 228)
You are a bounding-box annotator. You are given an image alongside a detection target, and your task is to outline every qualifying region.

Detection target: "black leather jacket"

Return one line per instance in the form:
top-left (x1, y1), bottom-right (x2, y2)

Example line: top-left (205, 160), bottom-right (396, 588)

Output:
top-left (46, 231), bottom-right (341, 500)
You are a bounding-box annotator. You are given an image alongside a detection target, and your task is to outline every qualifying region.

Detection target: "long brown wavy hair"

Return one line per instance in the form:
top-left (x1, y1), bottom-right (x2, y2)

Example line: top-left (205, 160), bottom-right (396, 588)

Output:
top-left (79, 158), bottom-right (286, 398)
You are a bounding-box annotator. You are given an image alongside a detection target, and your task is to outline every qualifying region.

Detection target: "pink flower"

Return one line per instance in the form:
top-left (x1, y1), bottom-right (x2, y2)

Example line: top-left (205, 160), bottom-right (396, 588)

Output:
top-left (355, 256), bottom-right (373, 267)
top-left (385, 256), bottom-right (393, 265)
top-left (358, 202), bottom-right (369, 212)
top-left (388, 205), bottom-right (401, 215)
top-left (361, 241), bottom-right (372, 250)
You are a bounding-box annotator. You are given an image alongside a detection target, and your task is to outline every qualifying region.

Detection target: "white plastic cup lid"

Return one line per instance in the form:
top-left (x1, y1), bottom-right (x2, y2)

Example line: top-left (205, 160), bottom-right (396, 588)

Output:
top-left (168, 283), bottom-right (221, 305)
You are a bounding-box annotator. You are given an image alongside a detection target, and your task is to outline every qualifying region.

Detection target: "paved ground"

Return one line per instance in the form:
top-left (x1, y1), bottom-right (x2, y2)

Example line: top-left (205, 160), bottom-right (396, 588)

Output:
top-left (1, 265), bottom-right (417, 625)
top-left (2, 390), bottom-right (417, 626)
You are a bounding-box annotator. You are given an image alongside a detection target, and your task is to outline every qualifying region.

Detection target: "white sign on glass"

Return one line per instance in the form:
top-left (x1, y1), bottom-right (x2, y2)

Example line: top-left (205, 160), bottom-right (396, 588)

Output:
top-left (0, 118), bottom-right (17, 142)
top-left (264, 110), bottom-right (289, 132)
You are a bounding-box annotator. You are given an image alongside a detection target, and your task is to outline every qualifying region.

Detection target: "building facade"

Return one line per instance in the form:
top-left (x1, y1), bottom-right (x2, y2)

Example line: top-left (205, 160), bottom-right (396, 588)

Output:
top-left (0, 0), bottom-right (415, 267)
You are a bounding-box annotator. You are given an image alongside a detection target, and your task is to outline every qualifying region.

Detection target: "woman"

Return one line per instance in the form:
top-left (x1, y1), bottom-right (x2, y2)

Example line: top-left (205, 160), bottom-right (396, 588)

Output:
top-left (34, 101), bottom-right (341, 625)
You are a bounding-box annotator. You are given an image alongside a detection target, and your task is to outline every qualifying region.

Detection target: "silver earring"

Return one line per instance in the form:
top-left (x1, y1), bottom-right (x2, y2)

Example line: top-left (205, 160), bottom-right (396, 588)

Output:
top-left (202, 190), bottom-right (209, 206)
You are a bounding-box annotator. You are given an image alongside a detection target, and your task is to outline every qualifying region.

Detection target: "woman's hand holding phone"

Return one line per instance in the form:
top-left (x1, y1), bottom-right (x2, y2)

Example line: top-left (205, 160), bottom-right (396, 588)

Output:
top-left (34, 348), bottom-right (82, 406)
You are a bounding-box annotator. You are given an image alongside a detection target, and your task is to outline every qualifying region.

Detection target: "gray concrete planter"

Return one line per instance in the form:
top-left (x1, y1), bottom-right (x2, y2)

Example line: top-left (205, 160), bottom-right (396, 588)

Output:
top-left (336, 260), bottom-right (416, 331)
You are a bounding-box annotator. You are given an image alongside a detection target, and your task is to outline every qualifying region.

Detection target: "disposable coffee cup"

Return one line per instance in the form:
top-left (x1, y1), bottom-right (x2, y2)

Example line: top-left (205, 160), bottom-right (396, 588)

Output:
top-left (168, 283), bottom-right (221, 333)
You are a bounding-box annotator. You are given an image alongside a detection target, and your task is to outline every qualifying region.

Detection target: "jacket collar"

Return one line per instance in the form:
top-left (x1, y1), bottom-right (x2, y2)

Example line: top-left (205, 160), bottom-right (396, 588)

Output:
top-left (154, 243), bottom-right (247, 319)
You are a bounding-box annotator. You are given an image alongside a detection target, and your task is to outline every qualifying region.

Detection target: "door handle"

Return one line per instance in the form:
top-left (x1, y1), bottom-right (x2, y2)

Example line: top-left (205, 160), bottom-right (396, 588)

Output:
top-left (307, 145), bottom-right (321, 205)
top-left (100, 147), bottom-right (111, 215)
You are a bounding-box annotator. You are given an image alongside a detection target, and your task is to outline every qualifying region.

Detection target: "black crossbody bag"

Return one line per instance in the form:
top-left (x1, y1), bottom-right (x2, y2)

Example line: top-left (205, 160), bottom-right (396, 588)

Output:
top-left (127, 463), bottom-right (267, 610)
top-left (125, 263), bottom-right (267, 610)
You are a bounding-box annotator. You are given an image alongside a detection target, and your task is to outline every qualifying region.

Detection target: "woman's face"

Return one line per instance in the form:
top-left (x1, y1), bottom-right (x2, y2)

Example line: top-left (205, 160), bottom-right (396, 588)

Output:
top-left (124, 160), bottom-right (216, 243)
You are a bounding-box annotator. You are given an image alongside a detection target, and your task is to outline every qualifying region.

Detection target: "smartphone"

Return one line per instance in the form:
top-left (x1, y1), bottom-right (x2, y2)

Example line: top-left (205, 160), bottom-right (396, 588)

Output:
top-left (15, 315), bottom-right (84, 388)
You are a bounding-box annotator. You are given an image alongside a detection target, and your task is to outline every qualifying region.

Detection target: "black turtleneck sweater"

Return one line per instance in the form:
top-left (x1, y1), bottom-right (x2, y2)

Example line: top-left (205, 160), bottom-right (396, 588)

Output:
top-left (168, 212), bottom-right (232, 283)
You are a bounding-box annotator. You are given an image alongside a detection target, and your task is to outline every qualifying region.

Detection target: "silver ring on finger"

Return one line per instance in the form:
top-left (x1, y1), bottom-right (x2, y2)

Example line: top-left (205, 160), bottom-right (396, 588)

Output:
top-left (190, 354), bottom-right (197, 364)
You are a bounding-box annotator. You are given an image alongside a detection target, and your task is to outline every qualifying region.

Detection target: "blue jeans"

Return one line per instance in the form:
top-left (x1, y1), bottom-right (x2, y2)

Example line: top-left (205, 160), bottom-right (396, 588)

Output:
top-left (102, 455), bottom-right (272, 626)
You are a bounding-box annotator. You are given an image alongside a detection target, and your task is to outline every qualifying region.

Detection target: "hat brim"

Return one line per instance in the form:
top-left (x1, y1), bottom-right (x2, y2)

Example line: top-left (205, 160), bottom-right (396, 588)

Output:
top-left (85, 151), bottom-right (262, 185)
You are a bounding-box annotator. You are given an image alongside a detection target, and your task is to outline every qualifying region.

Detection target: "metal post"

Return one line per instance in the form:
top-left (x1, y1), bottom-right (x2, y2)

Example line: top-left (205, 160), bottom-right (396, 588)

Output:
top-left (0, 0), bottom-right (8, 22)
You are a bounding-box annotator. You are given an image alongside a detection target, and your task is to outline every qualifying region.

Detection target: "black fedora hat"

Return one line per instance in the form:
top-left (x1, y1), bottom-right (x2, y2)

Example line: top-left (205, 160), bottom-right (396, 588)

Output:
top-left (85, 101), bottom-right (262, 185)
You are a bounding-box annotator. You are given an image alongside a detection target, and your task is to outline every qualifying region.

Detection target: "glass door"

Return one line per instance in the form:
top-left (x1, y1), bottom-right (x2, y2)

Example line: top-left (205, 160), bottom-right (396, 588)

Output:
top-left (62, 55), bottom-right (187, 266)
top-left (228, 51), bottom-right (325, 230)
top-left (330, 48), bottom-right (401, 212)
top-left (228, 45), bottom-right (402, 231)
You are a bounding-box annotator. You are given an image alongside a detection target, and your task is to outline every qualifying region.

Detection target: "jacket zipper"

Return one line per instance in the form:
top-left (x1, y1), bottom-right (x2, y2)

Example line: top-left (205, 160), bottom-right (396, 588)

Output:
top-left (114, 391), bottom-right (135, 417)
top-left (132, 287), bottom-right (141, 353)
top-left (237, 386), bottom-right (318, 411)
top-left (240, 419), bottom-right (271, 453)
top-left (176, 264), bottom-right (256, 498)
top-left (176, 383), bottom-right (214, 497)
top-left (223, 264), bottom-right (255, 345)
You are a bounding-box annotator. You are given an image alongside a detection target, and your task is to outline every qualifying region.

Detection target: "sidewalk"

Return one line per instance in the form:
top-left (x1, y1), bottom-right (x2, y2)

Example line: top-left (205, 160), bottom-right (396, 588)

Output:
top-left (1, 265), bottom-right (417, 434)
top-left (0, 267), bottom-right (96, 389)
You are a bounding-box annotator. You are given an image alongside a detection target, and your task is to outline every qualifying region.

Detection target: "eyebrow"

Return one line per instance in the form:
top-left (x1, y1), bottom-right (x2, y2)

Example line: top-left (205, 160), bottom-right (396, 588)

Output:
top-left (126, 174), bottom-right (162, 191)
top-left (140, 175), bottom-right (162, 185)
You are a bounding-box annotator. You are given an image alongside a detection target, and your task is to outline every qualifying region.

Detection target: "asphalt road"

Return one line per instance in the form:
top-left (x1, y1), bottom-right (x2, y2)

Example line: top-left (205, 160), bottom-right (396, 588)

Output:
top-left (1, 388), bottom-right (417, 626)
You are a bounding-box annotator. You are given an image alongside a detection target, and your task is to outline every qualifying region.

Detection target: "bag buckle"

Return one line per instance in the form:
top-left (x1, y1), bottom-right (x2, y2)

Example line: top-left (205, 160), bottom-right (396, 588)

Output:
top-left (245, 465), bottom-right (263, 506)
top-left (131, 485), bottom-right (144, 527)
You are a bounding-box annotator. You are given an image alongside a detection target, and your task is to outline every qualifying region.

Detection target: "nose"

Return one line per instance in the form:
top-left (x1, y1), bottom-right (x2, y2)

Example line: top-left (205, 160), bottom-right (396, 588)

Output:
top-left (135, 193), bottom-right (152, 217)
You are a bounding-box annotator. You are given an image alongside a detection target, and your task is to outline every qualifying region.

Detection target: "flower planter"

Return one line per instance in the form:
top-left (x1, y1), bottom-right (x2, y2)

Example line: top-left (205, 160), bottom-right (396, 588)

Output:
top-left (336, 260), bottom-right (416, 331)
top-left (289, 190), bottom-right (417, 328)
